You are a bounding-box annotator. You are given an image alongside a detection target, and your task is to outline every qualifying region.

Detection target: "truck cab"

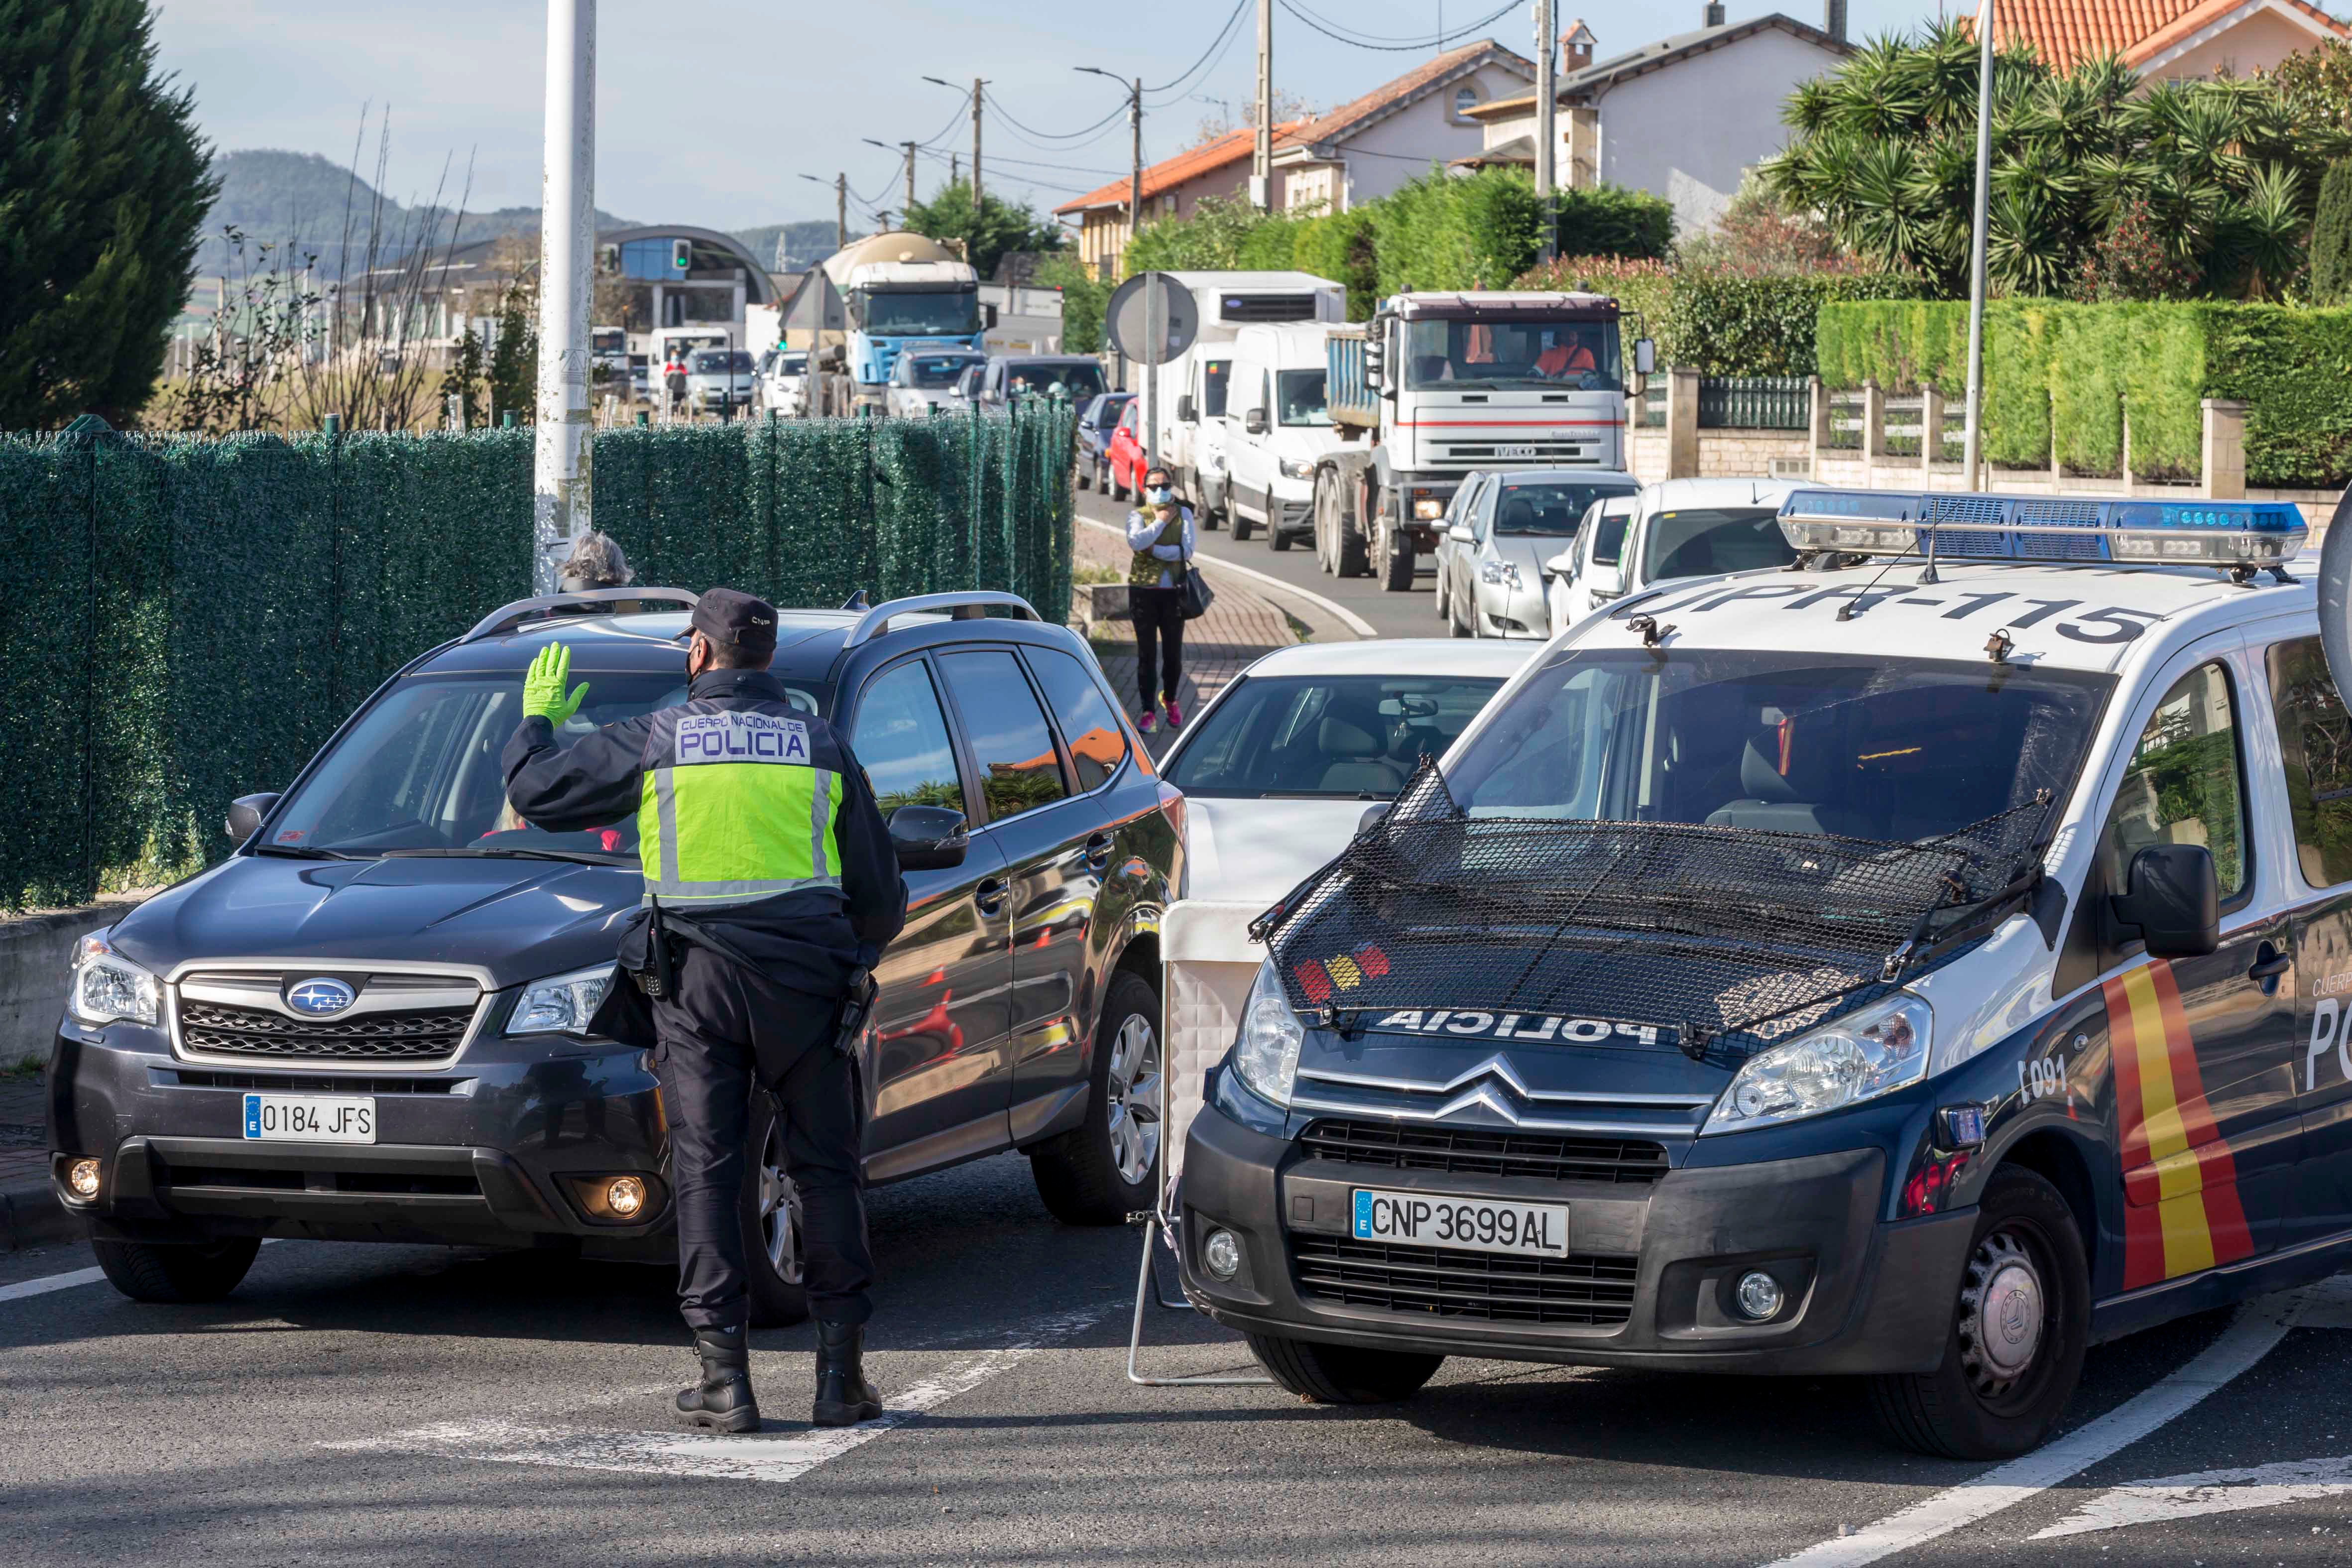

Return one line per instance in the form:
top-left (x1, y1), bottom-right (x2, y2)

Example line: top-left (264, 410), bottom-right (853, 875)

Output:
top-left (1223, 323), bottom-right (1345, 550)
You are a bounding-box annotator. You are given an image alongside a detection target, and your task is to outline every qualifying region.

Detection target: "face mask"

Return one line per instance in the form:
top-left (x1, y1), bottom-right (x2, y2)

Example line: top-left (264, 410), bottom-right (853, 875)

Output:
top-left (1148, 486), bottom-right (1172, 504)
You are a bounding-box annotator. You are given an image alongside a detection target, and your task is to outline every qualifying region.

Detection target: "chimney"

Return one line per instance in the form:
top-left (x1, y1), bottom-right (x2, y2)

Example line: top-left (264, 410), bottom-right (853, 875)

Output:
top-left (1704, 1), bottom-right (1725, 25)
top-left (1823, 0), bottom-right (1848, 42)
top-left (1563, 18), bottom-right (1595, 70)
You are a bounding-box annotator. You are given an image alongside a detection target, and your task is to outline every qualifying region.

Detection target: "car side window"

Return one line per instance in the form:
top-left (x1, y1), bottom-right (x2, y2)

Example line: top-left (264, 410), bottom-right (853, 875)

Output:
top-left (939, 650), bottom-right (1070, 823)
top-left (1026, 647), bottom-right (1128, 793)
top-left (2264, 635), bottom-right (2352, 888)
top-left (2097, 660), bottom-right (2249, 903)
top-left (849, 660), bottom-right (965, 817)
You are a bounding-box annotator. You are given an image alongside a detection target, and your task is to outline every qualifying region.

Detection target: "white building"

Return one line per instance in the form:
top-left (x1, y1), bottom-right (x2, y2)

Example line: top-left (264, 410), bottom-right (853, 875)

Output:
top-left (1464, 6), bottom-right (1854, 237)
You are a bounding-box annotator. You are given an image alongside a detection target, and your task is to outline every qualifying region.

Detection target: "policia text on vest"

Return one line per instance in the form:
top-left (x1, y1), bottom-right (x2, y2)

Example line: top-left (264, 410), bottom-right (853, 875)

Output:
top-left (501, 588), bottom-right (908, 1433)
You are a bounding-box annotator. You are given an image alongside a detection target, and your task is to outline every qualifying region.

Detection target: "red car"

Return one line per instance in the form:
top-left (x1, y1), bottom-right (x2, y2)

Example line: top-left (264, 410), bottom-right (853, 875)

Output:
top-left (1106, 399), bottom-right (1146, 502)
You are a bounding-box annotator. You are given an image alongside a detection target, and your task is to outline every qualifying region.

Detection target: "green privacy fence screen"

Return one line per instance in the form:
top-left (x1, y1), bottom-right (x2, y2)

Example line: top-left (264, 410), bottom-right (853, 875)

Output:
top-left (0, 407), bottom-right (1075, 911)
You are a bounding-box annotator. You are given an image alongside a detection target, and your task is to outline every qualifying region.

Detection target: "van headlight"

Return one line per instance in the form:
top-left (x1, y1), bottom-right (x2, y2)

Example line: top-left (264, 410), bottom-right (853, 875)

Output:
top-left (1701, 992), bottom-right (1931, 1135)
top-left (1231, 959), bottom-right (1304, 1108)
top-left (507, 965), bottom-right (616, 1036)
top-left (68, 934), bottom-right (158, 1026)
top-left (1278, 457), bottom-right (1315, 480)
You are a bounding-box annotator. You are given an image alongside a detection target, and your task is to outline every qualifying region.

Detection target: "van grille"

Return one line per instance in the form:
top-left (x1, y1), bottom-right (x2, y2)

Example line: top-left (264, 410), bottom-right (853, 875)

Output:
top-left (1291, 1234), bottom-right (1638, 1326)
top-left (1299, 1120), bottom-right (1669, 1186)
top-left (178, 1001), bottom-right (473, 1063)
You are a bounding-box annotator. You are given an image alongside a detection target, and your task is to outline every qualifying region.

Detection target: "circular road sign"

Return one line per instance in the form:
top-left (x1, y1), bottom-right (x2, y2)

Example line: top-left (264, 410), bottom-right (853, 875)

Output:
top-left (1105, 272), bottom-right (1198, 366)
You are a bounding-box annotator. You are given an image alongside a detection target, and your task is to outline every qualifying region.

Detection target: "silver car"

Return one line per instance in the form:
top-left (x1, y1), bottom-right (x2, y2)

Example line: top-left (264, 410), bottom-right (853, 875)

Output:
top-left (1434, 469), bottom-right (1638, 639)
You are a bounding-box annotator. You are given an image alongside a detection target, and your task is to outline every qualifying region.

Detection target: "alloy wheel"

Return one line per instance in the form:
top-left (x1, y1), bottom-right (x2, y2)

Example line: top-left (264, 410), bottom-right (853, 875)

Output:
top-left (758, 1118), bottom-right (807, 1286)
top-left (1103, 1013), bottom-right (1164, 1186)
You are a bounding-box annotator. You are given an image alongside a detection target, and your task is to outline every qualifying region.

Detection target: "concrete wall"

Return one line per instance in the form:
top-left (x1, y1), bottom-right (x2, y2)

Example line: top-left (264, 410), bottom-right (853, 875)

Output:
top-left (2142, 7), bottom-right (2341, 82)
top-left (1625, 424), bottom-right (1809, 485)
top-left (1591, 27), bottom-right (1847, 236)
top-left (1325, 59), bottom-right (1536, 209)
top-left (1, 900), bottom-right (145, 1070)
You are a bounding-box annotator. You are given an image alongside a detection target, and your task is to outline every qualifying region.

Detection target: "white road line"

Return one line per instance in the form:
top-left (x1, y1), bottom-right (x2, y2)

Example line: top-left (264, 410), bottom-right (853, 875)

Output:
top-left (323, 1305), bottom-right (1109, 1485)
top-left (1763, 1285), bottom-right (2317, 1568)
top-left (0, 1266), bottom-right (106, 1304)
top-left (2034, 1453), bottom-right (2352, 1539)
top-left (1078, 515), bottom-right (1379, 639)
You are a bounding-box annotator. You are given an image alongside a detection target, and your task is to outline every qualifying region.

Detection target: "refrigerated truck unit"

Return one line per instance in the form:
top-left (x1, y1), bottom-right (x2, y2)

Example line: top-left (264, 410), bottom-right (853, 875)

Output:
top-left (1148, 271), bottom-right (1347, 519)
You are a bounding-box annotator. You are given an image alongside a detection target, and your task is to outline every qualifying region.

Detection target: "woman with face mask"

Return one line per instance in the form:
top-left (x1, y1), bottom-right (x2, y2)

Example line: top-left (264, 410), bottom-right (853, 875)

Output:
top-left (1123, 466), bottom-right (1196, 733)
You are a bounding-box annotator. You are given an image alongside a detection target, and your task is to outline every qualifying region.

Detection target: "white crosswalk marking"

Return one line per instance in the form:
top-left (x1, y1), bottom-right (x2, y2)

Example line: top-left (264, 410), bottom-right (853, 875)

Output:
top-left (324, 1306), bottom-right (1108, 1485)
top-left (2034, 1453), bottom-right (2352, 1539)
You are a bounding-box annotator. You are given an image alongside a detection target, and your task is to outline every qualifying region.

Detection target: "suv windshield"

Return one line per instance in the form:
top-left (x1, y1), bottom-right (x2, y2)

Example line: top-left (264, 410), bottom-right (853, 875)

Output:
top-left (692, 351), bottom-right (753, 374)
top-left (909, 356), bottom-right (980, 388)
top-left (1403, 318), bottom-right (1620, 392)
top-left (1644, 506), bottom-right (1796, 580)
top-left (1446, 649), bottom-right (2109, 840)
top-left (1167, 674), bottom-right (1505, 799)
top-left (265, 665), bottom-right (826, 858)
top-left (1493, 480), bottom-right (1637, 535)
top-left (1277, 369), bottom-right (1330, 426)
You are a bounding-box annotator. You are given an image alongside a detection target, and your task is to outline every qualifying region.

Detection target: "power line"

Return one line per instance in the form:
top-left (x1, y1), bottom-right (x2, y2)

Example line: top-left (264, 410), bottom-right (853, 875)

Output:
top-left (914, 142), bottom-right (1122, 182)
top-left (981, 91), bottom-right (1128, 145)
top-left (914, 97), bottom-right (970, 150)
top-left (1145, 0), bottom-right (1251, 96)
top-left (1274, 0), bottom-right (1517, 51)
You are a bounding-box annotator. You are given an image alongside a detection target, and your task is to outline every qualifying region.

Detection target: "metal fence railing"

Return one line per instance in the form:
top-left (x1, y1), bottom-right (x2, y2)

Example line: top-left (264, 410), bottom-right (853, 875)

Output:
top-left (0, 406), bottom-right (1077, 911)
top-left (1697, 376), bottom-right (1810, 431)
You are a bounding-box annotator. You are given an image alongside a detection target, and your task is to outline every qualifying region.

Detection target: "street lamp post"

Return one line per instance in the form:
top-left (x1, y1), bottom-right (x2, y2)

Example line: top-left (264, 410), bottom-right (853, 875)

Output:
top-left (532, 0), bottom-right (596, 593)
top-left (1961, 0), bottom-right (1996, 491)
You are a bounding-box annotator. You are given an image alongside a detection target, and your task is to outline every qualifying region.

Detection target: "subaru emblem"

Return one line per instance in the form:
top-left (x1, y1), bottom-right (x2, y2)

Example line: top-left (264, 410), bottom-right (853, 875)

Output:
top-left (287, 977), bottom-right (356, 1017)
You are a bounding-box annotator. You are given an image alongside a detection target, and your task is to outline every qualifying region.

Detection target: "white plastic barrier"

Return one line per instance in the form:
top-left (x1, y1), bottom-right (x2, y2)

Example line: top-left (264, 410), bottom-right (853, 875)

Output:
top-left (1159, 899), bottom-right (1265, 1224)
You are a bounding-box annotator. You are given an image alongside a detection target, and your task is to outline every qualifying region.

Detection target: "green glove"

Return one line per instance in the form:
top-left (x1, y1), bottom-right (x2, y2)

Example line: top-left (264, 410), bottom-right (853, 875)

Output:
top-left (521, 643), bottom-right (588, 725)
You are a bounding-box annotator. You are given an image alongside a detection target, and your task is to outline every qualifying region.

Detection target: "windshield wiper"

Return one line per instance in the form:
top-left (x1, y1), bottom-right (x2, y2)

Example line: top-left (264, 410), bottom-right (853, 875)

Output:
top-left (250, 844), bottom-right (368, 860)
top-left (379, 846), bottom-right (631, 866)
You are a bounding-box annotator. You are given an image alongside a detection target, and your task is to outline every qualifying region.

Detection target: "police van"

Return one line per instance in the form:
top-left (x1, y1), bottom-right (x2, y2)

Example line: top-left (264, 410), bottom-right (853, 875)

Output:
top-left (1174, 489), bottom-right (2352, 1459)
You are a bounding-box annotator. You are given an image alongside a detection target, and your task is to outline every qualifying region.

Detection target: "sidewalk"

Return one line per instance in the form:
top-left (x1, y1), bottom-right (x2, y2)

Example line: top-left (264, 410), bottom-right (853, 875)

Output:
top-left (1072, 521), bottom-right (1299, 759)
top-left (0, 1071), bottom-right (66, 1250)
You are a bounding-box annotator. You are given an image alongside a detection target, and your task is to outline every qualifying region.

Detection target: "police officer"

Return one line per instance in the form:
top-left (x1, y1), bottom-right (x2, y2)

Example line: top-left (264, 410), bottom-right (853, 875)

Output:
top-left (501, 588), bottom-right (907, 1433)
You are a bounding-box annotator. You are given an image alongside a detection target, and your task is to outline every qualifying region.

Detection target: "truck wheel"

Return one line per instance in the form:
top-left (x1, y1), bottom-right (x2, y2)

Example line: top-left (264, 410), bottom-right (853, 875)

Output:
top-left (739, 1091), bottom-right (813, 1329)
top-left (1337, 491), bottom-right (1370, 579)
top-left (1246, 1332), bottom-right (1444, 1404)
top-left (1866, 1166), bottom-right (2089, 1459)
top-left (93, 1235), bottom-right (260, 1304)
top-left (1030, 969), bottom-right (1162, 1225)
top-left (1382, 527), bottom-right (1416, 592)
top-left (1311, 475), bottom-right (1334, 574)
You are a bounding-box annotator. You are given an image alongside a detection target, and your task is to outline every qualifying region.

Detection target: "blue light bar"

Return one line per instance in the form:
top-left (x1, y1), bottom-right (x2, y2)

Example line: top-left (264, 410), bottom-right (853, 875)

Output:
top-left (1776, 490), bottom-right (2307, 572)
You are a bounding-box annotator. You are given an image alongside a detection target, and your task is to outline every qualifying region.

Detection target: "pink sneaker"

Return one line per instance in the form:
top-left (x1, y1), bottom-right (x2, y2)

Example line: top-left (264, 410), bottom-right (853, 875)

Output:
top-left (1164, 701), bottom-right (1184, 730)
top-left (1136, 709), bottom-right (1157, 734)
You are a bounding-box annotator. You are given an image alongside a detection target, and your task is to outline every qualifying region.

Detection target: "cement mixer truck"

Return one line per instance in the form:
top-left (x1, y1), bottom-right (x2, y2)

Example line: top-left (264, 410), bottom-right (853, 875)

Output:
top-left (818, 231), bottom-right (984, 407)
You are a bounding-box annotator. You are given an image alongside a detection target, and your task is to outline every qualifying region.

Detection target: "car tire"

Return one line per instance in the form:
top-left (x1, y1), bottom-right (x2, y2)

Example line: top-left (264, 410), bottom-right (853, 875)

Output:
top-left (738, 1090), bottom-right (814, 1329)
top-left (92, 1235), bottom-right (261, 1304)
top-left (1030, 969), bottom-right (1163, 1226)
top-left (1245, 1332), bottom-right (1444, 1404)
top-left (1383, 527), bottom-right (1416, 592)
top-left (1270, 522), bottom-right (1292, 552)
top-left (1231, 512), bottom-right (1255, 544)
top-left (1077, 466), bottom-right (1092, 491)
top-left (1866, 1166), bottom-right (2089, 1460)
top-left (1200, 498), bottom-right (1223, 532)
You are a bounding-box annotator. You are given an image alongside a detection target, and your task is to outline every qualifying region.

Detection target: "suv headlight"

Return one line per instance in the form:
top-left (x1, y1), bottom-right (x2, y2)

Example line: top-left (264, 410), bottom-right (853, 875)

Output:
top-left (69, 933), bottom-right (158, 1026)
top-left (507, 964), bottom-right (617, 1036)
top-left (1480, 559), bottom-right (1522, 588)
top-left (1701, 992), bottom-right (1931, 1135)
top-left (1278, 457), bottom-right (1315, 481)
top-left (1231, 959), bottom-right (1304, 1108)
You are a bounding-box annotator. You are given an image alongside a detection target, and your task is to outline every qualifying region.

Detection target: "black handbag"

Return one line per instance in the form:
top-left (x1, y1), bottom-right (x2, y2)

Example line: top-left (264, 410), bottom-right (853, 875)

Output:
top-left (1180, 560), bottom-right (1214, 620)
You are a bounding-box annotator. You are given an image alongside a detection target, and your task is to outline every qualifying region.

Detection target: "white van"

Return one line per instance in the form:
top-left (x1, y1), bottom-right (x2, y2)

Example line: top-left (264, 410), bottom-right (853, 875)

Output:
top-left (1149, 272), bottom-right (1345, 525)
top-left (1224, 322), bottom-right (1344, 549)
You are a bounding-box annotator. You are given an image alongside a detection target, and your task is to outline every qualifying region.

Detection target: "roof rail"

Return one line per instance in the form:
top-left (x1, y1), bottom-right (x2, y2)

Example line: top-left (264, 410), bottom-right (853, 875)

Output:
top-left (841, 591), bottom-right (1040, 649)
top-left (460, 587), bottom-right (701, 644)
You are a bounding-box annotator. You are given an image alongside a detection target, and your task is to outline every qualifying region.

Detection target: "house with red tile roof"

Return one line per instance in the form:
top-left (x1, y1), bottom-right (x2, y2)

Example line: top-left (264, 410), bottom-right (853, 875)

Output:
top-left (1965, 0), bottom-right (2348, 80)
top-left (1053, 40), bottom-right (1534, 279)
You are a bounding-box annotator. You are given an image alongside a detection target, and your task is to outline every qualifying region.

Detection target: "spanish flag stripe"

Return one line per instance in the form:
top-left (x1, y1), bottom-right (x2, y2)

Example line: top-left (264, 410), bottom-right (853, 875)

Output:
top-left (2192, 1137), bottom-right (2254, 1264)
top-left (2105, 960), bottom-right (2257, 1287)
top-left (2156, 1191), bottom-right (2219, 1277)
top-left (2149, 964), bottom-right (2223, 1149)
top-left (2121, 1196), bottom-right (2170, 1291)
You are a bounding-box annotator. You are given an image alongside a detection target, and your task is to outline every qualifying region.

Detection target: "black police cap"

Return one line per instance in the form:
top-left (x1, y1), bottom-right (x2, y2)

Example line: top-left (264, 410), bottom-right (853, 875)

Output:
top-left (692, 586), bottom-right (778, 653)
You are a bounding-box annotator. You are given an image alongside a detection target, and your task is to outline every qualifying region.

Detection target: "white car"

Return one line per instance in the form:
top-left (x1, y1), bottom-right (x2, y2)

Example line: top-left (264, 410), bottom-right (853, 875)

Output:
top-left (1545, 477), bottom-right (1797, 636)
top-left (1157, 639), bottom-right (1533, 904)
top-left (886, 351), bottom-right (987, 418)
top-left (685, 348), bottom-right (757, 420)
top-left (758, 349), bottom-right (809, 417)
top-left (1435, 467), bottom-right (1639, 640)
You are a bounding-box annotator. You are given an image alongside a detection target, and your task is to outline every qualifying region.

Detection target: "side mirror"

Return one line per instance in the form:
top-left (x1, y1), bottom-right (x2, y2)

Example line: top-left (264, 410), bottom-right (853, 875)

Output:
top-left (2111, 844), bottom-right (2221, 958)
top-left (1542, 548), bottom-right (1576, 578)
top-left (1244, 408), bottom-right (1268, 436)
top-left (889, 804), bottom-right (969, 871)
top-left (1177, 394), bottom-right (1196, 423)
top-left (226, 792), bottom-right (281, 844)
top-left (1363, 339), bottom-right (1385, 391)
top-left (1447, 523), bottom-right (1475, 544)
top-left (1357, 802), bottom-right (1392, 837)
top-left (983, 303), bottom-right (999, 329)
top-left (1633, 338), bottom-right (1657, 376)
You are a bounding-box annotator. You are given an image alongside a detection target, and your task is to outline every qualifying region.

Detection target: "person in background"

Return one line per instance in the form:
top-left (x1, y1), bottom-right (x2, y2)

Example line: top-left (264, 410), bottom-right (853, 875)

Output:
top-left (557, 529), bottom-right (633, 593)
top-left (1124, 465), bottom-right (1194, 734)
top-left (663, 352), bottom-right (689, 419)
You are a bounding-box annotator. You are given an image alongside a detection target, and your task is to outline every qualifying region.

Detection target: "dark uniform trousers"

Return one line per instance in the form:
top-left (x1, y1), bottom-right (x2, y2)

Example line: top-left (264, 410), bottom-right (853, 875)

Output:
top-left (651, 945), bottom-right (875, 1331)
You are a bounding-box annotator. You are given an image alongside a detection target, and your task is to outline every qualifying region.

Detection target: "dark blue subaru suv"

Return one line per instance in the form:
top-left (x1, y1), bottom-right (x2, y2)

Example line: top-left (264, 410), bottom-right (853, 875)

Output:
top-left (47, 588), bottom-right (1181, 1324)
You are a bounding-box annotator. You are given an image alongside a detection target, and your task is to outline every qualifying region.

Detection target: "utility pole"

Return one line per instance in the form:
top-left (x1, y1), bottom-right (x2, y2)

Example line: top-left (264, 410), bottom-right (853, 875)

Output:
top-left (836, 172), bottom-right (848, 250)
top-left (903, 140), bottom-right (918, 215)
top-left (1962, 0), bottom-right (1995, 490)
top-left (531, 0), bottom-right (594, 594)
top-left (1534, 0), bottom-right (1557, 263)
top-left (971, 78), bottom-right (985, 212)
top-left (1252, 0), bottom-right (1273, 210)
top-left (1129, 78), bottom-right (1145, 251)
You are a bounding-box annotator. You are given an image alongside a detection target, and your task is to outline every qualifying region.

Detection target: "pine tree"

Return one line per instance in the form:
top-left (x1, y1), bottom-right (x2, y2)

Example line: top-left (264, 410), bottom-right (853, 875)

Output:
top-left (0, 0), bottom-right (218, 429)
top-left (2314, 161), bottom-right (2352, 306)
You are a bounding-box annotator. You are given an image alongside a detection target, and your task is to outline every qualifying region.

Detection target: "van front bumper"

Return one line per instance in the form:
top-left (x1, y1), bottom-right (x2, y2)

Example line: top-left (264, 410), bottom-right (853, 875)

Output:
top-left (1177, 1098), bottom-right (1976, 1375)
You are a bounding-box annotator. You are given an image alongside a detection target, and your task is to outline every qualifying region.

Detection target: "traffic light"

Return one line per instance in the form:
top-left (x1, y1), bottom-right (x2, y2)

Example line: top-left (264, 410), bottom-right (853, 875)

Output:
top-left (671, 238), bottom-right (692, 273)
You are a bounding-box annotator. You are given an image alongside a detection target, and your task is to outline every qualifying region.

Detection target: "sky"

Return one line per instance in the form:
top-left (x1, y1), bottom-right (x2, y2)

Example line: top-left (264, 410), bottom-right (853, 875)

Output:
top-left (153, 0), bottom-right (1950, 233)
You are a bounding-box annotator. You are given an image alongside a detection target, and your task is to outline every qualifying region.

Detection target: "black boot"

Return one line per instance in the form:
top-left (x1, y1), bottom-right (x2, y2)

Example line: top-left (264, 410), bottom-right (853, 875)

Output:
top-left (675, 1327), bottom-right (760, 1433)
top-left (812, 1319), bottom-right (883, 1428)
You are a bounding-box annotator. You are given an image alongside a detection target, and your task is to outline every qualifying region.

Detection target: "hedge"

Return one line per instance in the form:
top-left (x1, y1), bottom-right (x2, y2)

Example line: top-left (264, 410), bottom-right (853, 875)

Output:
top-left (1815, 299), bottom-right (2352, 486)
top-left (0, 407), bottom-right (1076, 911)
top-left (1545, 261), bottom-right (1926, 376)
